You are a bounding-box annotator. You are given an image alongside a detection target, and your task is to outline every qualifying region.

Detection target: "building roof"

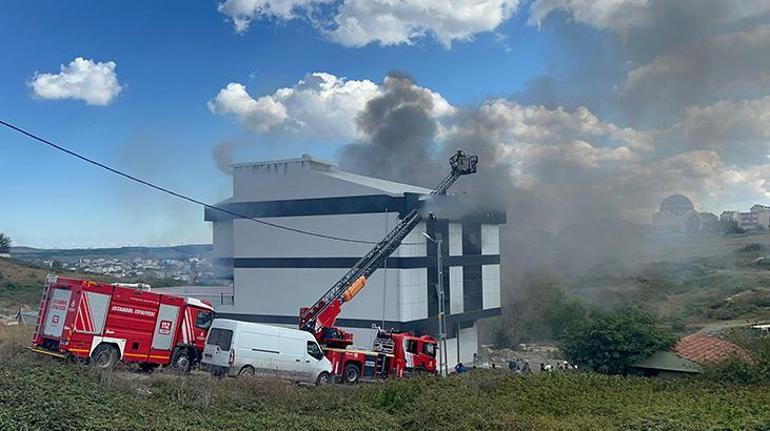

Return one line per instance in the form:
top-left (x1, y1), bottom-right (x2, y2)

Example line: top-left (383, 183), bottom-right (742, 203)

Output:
top-left (318, 169), bottom-right (432, 196)
top-left (674, 332), bottom-right (752, 365)
top-left (631, 351), bottom-right (702, 373)
top-left (660, 194), bottom-right (694, 212)
top-left (232, 154), bottom-right (433, 197)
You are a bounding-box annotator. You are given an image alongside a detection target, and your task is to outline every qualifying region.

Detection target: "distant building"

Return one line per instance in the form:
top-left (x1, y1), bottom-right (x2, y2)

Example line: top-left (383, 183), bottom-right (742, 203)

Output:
top-left (652, 194), bottom-right (703, 233)
top-left (720, 205), bottom-right (770, 231)
top-left (631, 332), bottom-right (752, 378)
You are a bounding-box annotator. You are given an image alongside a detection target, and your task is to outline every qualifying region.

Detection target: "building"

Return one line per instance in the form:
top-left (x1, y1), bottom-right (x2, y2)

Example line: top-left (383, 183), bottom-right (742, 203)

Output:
top-left (205, 155), bottom-right (505, 368)
top-left (720, 205), bottom-right (770, 231)
top-left (652, 194), bottom-right (703, 233)
top-left (631, 332), bottom-right (752, 378)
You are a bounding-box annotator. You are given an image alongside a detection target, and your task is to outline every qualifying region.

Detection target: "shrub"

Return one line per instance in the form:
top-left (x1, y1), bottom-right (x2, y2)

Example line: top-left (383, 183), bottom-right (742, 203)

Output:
top-left (560, 310), bottom-right (676, 375)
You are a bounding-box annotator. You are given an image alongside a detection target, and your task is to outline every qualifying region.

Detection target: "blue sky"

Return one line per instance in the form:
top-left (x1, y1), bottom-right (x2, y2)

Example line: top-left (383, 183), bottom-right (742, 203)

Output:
top-left (0, 1), bottom-right (549, 247)
top-left (2, 1), bottom-right (769, 247)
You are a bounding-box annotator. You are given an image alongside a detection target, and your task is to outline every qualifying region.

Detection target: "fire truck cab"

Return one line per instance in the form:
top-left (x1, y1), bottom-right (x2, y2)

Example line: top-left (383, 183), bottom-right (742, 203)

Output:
top-left (31, 276), bottom-right (214, 371)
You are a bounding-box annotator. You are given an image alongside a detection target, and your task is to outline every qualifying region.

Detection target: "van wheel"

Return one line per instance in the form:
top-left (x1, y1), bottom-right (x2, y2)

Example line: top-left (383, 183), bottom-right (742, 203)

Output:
top-left (91, 344), bottom-right (120, 369)
top-left (315, 372), bottom-right (331, 386)
top-left (238, 366), bottom-right (255, 377)
top-left (171, 349), bottom-right (193, 373)
top-left (343, 364), bottom-right (360, 384)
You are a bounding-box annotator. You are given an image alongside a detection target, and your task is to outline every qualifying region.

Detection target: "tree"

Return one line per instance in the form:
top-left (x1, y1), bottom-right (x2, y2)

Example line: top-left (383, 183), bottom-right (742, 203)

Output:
top-left (560, 311), bottom-right (676, 375)
top-left (494, 272), bottom-right (590, 346)
top-left (0, 233), bottom-right (11, 254)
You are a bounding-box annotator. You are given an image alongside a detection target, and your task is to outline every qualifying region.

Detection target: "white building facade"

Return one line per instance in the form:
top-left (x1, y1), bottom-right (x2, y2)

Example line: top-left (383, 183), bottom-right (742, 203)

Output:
top-left (205, 156), bottom-right (505, 368)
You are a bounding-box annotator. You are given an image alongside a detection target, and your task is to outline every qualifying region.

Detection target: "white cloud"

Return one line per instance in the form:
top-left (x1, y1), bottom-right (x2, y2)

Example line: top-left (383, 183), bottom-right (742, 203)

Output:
top-left (217, 0), bottom-right (319, 33)
top-left (217, 0), bottom-right (518, 47)
top-left (208, 82), bottom-right (288, 133)
top-left (208, 72), bottom-right (452, 138)
top-left (326, 0), bottom-right (519, 47)
top-left (27, 57), bottom-right (123, 106)
top-left (444, 100), bottom-right (648, 171)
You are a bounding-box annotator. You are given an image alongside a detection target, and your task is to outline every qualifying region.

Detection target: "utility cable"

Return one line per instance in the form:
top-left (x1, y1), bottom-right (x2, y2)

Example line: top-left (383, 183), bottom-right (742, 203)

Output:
top-left (0, 119), bottom-right (423, 245)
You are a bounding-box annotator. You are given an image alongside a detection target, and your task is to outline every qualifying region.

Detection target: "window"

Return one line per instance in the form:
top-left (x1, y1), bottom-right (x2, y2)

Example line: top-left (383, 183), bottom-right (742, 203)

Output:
top-left (195, 310), bottom-right (213, 330)
top-left (422, 342), bottom-right (436, 358)
top-left (307, 341), bottom-right (324, 360)
top-left (406, 339), bottom-right (419, 354)
top-left (206, 328), bottom-right (232, 351)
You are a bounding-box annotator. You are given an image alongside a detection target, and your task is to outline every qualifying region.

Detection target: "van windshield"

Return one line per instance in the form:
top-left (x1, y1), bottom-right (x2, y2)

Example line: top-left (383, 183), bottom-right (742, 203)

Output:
top-left (207, 328), bottom-right (233, 350)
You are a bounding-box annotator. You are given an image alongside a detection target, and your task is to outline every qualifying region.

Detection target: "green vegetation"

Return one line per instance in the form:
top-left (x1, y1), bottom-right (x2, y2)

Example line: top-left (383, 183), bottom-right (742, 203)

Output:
top-left (566, 233), bottom-right (770, 329)
top-left (0, 258), bottom-right (56, 309)
top-left (4, 326), bottom-right (770, 430)
top-left (560, 311), bottom-right (676, 374)
top-left (0, 233), bottom-right (11, 254)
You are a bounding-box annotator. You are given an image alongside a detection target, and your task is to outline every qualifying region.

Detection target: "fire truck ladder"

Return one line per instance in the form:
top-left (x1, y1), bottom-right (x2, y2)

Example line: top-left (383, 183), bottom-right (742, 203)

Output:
top-left (299, 149), bottom-right (478, 333)
top-left (30, 275), bottom-right (57, 343)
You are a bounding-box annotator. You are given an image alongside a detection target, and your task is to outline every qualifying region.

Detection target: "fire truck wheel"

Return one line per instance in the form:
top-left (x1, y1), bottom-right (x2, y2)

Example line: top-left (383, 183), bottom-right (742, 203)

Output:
top-left (171, 349), bottom-right (193, 373)
top-left (238, 365), bottom-right (255, 377)
top-left (343, 364), bottom-right (360, 384)
top-left (91, 344), bottom-right (120, 369)
top-left (315, 372), bottom-right (331, 386)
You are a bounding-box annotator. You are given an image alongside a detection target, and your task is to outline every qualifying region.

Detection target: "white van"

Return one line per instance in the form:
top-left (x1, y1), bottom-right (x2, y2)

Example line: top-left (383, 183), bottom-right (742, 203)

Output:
top-left (201, 319), bottom-right (333, 385)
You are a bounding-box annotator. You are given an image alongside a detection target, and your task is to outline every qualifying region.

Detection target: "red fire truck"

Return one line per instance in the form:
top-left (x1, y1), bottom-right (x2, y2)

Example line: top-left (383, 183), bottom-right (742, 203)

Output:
top-left (30, 276), bottom-right (214, 371)
top-left (298, 150), bottom-right (478, 383)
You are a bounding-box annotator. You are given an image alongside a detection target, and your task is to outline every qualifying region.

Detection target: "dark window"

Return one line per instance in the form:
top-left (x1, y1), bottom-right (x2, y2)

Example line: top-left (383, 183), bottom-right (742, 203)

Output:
top-left (206, 328), bottom-right (233, 351)
top-left (462, 223), bottom-right (481, 255)
top-left (307, 341), bottom-right (324, 360)
top-left (406, 339), bottom-right (419, 354)
top-left (463, 265), bottom-right (483, 311)
top-left (422, 342), bottom-right (436, 358)
top-left (195, 310), bottom-right (214, 329)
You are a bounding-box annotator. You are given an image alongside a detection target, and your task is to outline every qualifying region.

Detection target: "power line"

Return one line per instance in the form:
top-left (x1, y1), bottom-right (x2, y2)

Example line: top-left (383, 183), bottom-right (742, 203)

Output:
top-left (0, 119), bottom-right (415, 245)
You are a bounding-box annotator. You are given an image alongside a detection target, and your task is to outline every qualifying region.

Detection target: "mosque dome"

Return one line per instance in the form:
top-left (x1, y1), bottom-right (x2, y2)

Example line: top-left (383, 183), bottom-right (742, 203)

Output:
top-left (660, 194), bottom-right (694, 213)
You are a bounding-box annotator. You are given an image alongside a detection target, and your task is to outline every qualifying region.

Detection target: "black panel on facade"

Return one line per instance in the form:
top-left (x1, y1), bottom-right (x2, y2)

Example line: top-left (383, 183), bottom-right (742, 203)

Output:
top-left (463, 265), bottom-right (483, 311)
top-left (462, 223), bottom-right (483, 312)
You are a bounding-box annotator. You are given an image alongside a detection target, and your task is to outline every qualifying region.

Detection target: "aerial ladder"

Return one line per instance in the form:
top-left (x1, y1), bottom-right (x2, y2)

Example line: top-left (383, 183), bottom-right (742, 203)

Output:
top-left (299, 149), bottom-right (478, 348)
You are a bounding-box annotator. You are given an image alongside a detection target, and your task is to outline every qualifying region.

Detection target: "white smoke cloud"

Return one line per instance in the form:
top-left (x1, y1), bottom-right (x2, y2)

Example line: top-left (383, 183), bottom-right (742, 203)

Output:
top-left (27, 57), bottom-right (123, 106)
top-left (208, 72), bottom-right (452, 138)
top-left (528, 0), bottom-right (770, 35)
top-left (623, 23), bottom-right (770, 112)
top-left (217, 0), bottom-right (518, 47)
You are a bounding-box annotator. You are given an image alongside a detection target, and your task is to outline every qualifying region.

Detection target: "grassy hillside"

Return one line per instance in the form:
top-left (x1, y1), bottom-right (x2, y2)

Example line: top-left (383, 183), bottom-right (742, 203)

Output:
top-left (0, 258), bottom-right (62, 309)
top-left (0, 258), bottom-right (190, 310)
top-left (2, 325), bottom-right (770, 430)
top-left (561, 233), bottom-right (770, 329)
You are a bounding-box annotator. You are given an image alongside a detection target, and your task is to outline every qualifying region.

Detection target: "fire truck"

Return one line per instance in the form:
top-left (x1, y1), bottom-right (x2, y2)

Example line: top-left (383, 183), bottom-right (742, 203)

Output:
top-left (299, 149), bottom-right (478, 383)
top-left (30, 276), bottom-right (215, 372)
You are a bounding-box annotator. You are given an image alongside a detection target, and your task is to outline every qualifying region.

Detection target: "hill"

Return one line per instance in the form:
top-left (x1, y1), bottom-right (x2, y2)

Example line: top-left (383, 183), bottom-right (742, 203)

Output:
top-left (498, 224), bottom-right (770, 336)
top-left (0, 258), bottom-right (186, 311)
top-left (10, 244), bottom-right (212, 261)
top-left (0, 258), bottom-right (73, 310)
